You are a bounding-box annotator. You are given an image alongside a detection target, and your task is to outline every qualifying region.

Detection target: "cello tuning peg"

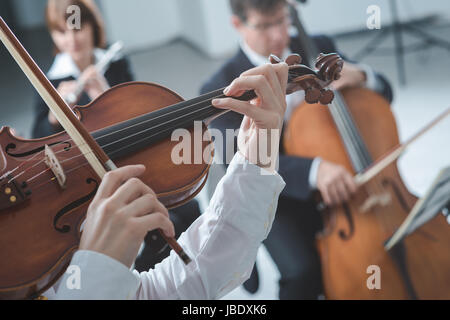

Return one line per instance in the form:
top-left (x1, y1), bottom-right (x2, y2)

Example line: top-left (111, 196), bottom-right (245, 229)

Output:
top-left (319, 89), bottom-right (335, 105)
top-left (305, 87), bottom-right (321, 104)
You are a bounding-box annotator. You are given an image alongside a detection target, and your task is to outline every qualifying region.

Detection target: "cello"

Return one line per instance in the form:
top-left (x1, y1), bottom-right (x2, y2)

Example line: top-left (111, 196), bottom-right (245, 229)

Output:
top-left (284, 2), bottom-right (450, 299)
top-left (0, 16), bottom-right (342, 299)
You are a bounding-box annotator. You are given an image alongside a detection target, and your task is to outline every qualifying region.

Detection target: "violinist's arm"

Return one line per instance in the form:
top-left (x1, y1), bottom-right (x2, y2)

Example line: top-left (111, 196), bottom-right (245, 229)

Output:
top-left (54, 63), bottom-right (288, 300)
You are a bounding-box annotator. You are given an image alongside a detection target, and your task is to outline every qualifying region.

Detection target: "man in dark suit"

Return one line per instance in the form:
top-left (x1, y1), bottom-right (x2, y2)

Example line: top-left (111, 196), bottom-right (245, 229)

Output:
top-left (201, 0), bottom-right (393, 299)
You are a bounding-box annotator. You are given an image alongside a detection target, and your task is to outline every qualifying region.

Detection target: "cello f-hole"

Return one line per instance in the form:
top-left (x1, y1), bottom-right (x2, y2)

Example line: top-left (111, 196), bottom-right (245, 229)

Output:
top-left (338, 203), bottom-right (355, 240)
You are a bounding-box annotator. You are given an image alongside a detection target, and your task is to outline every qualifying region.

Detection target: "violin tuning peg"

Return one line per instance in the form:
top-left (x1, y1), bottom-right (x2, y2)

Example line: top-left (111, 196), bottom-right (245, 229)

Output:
top-left (269, 54), bottom-right (282, 64)
top-left (285, 54), bottom-right (302, 66)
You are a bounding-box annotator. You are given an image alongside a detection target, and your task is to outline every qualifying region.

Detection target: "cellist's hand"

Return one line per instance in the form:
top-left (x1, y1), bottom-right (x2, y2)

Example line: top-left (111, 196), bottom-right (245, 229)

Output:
top-left (316, 160), bottom-right (358, 206)
top-left (212, 63), bottom-right (288, 172)
top-left (79, 165), bottom-right (175, 268)
top-left (330, 62), bottom-right (366, 91)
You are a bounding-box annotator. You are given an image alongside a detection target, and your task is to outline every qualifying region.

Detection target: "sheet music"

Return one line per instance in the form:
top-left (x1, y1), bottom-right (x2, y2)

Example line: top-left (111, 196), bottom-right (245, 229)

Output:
top-left (385, 167), bottom-right (450, 250)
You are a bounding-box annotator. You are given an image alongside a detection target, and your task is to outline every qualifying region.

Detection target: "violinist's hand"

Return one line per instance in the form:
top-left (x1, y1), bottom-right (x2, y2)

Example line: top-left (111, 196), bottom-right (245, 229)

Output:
top-left (330, 62), bottom-right (367, 91)
top-left (80, 65), bottom-right (110, 101)
top-left (79, 165), bottom-right (175, 268)
top-left (49, 81), bottom-right (79, 126)
top-left (316, 160), bottom-right (358, 207)
top-left (212, 63), bottom-right (288, 171)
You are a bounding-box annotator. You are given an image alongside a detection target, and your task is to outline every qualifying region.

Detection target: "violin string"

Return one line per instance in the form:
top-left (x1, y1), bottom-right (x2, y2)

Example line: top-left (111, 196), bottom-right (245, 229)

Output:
top-left (5, 104), bottom-right (219, 187)
top-left (46, 68), bottom-right (299, 150)
top-left (0, 148), bottom-right (45, 180)
top-left (5, 141), bottom-right (88, 184)
top-left (4, 70), bottom-right (301, 185)
top-left (5, 85), bottom-right (232, 182)
top-left (17, 107), bottom-right (221, 190)
top-left (27, 151), bottom-right (97, 192)
top-left (2, 85), bottom-right (235, 184)
top-left (14, 67), bottom-right (300, 161)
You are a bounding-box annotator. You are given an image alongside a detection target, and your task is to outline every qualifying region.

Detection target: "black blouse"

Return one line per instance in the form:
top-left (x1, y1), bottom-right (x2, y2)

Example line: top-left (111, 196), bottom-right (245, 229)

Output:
top-left (32, 57), bottom-right (134, 139)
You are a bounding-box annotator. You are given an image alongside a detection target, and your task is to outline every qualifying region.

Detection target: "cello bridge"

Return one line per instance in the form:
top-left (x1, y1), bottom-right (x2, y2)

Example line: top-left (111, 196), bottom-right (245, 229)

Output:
top-left (360, 192), bottom-right (392, 213)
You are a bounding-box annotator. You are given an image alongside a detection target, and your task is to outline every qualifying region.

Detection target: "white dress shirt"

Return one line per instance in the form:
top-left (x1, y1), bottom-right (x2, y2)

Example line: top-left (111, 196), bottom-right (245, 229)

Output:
top-left (47, 48), bottom-right (108, 80)
top-left (240, 40), bottom-right (380, 189)
top-left (51, 152), bottom-right (285, 299)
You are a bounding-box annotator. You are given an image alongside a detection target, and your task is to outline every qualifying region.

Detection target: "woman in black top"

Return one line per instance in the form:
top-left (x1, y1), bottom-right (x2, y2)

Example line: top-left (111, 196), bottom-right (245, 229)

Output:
top-left (32, 0), bottom-right (200, 271)
top-left (32, 0), bottom-right (133, 139)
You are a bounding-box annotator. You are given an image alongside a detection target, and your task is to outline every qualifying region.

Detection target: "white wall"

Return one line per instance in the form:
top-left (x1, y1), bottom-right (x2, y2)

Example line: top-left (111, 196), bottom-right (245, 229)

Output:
top-left (100, 0), bottom-right (450, 58)
top-left (100, 0), bottom-right (238, 58)
top-left (292, 0), bottom-right (450, 35)
top-left (10, 0), bottom-right (47, 29)
top-left (184, 0), bottom-right (238, 58)
top-left (98, 0), bottom-right (181, 51)
top-left (7, 0), bottom-right (450, 57)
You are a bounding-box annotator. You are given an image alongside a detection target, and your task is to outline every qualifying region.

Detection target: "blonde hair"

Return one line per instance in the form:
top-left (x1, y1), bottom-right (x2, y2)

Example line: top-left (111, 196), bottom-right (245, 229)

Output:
top-left (46, 0), bottom-right (107, 52)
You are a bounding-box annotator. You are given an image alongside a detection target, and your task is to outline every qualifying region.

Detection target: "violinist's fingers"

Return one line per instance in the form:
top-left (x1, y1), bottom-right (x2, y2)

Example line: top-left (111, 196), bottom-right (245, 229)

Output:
top-left (240, 63), bottom-right (286, 107)
top-left (272, 62), bottom-right (289, 105)
top-left (123, 193), bottom-right (169, 219)
top-left (95, 165), bottom-right (146, 201)
top-left (110, 177), bottom-right (156, 205)
top-left (212, 97), bottom-right (267, 122)
top-left (221, 75), bottom-right (279, 111)
top-left (135, 212), bottom-right (175, 238)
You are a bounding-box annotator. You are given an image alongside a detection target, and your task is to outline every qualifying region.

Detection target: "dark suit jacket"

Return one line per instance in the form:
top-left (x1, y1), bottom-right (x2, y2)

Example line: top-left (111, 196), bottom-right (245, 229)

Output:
top-left (201, 36), bottom-right (393, 202)
top-left (32, 57), bottom-right (134, 139)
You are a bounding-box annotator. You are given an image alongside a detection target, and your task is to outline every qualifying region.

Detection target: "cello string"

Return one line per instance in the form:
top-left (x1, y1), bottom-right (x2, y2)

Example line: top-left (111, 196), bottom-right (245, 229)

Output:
top-left (328, 93), bottom-right (388, 228)
top-left (333, 93), bottom-right (396, 231)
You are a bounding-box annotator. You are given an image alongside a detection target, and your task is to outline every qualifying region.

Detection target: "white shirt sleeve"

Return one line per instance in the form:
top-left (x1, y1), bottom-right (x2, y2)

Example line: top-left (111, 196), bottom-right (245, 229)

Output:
top-left (308, 157), bottom-right (322, 190)
top-left (54, 152), bottom-right (285, 300)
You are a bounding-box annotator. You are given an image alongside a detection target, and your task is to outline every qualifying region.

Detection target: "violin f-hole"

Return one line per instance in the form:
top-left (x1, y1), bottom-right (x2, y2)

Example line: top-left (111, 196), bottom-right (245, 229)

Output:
top-left (53, 178), bottom-right (98, 234)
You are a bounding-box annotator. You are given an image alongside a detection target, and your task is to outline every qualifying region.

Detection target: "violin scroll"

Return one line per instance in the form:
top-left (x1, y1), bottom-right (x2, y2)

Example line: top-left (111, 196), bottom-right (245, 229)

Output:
top-left (278, 53), bottom-right (343, 105)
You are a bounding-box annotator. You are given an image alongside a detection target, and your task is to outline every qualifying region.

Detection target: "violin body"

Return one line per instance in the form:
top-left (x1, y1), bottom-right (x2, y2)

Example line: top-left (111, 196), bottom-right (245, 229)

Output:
top-left (0, 82), bottom-right (211, 299)
top-left (284, 87), bottom-right (450, 299)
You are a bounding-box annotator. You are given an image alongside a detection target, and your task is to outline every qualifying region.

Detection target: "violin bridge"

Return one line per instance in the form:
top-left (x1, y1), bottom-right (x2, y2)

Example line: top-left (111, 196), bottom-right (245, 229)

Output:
top-left (44, 145), bottom-right (67, 189)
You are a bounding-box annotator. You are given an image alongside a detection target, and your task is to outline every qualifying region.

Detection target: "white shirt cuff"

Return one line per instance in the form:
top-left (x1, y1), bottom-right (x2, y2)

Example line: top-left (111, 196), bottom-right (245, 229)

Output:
top-left (54, 250), bottom-right (140, 300)
top-left (308, 157), bottom-right (322, 189)
top-left (358, 63), bottom-right (382, 93)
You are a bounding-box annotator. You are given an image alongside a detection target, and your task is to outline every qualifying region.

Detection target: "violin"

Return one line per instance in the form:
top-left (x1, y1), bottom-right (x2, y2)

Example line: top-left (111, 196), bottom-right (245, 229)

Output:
top-left (284, 2), bottom-right (450, 299)
top-left (0, 16), bottom-right (342, 299)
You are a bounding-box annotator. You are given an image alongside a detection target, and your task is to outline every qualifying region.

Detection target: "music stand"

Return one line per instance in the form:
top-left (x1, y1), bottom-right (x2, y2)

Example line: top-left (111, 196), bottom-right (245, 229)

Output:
top-left (385, 166), bottom-right (450, 251)
top-left (352, 0), bottom-right (450, 86)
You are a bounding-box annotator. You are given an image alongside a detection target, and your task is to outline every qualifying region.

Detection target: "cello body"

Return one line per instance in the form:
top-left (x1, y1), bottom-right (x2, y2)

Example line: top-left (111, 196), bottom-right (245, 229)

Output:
top-left (284, 87), bottom-right (450, 299)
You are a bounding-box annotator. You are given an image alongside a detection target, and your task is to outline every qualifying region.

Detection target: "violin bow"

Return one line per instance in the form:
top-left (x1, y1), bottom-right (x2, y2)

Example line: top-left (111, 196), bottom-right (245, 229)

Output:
top-left (0, 17), bottom-right (192, 265)
top-left (354, 107), bottom-right (450, 186)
